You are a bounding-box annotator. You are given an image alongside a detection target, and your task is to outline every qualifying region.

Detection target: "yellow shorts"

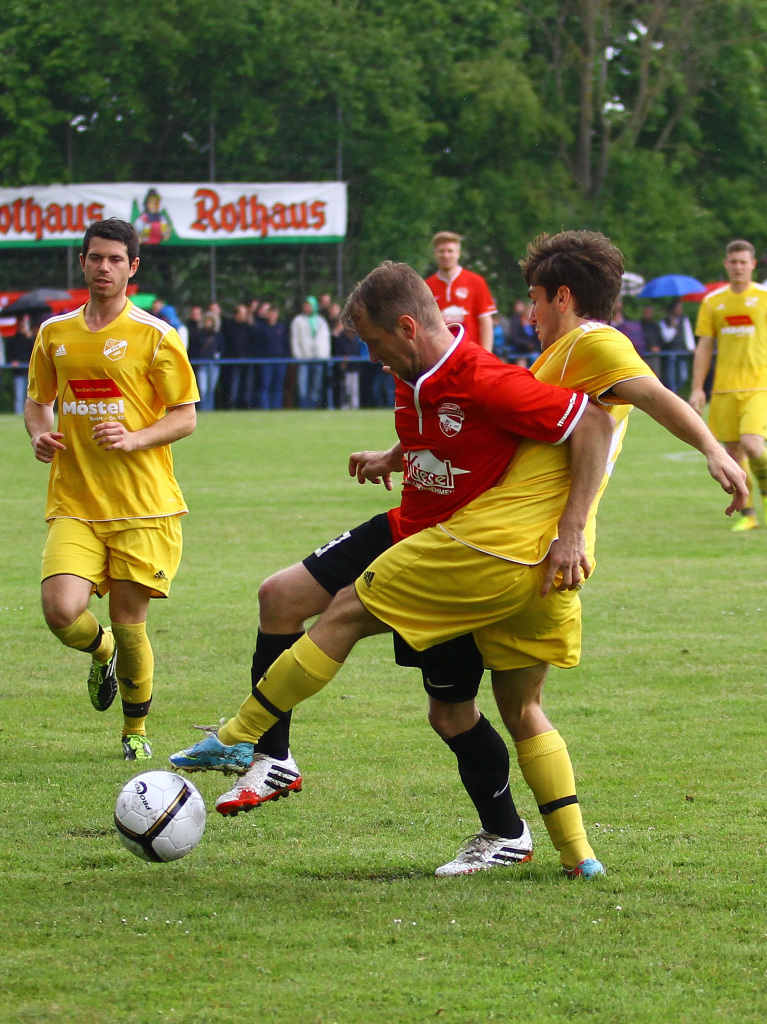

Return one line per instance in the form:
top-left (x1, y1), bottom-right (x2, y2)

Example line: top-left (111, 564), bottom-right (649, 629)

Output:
top-left (41, 516), bottom-right (183, 598)
top-left (355, 526), bottom-right (581, 671)
top-left (708, 390), bottom-right (767, 442)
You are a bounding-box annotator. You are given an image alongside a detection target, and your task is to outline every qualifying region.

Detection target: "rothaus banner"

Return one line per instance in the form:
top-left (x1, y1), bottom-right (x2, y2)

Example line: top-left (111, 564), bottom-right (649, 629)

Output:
top-left (0, 182), bottom-right (347, 248)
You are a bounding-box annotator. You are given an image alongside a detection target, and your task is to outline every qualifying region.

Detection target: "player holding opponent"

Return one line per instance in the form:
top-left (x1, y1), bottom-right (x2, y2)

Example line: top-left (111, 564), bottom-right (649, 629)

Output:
top-left (173, 260), bottom-right (615, 859)
top-left (689, 239), bottom-right (767, 531)
top-left (425, 232), bottom-right (496, 351)
top-left (172, 236), bottom-right (746, 878)
top-left (25, 218), bottom-right (199, 761)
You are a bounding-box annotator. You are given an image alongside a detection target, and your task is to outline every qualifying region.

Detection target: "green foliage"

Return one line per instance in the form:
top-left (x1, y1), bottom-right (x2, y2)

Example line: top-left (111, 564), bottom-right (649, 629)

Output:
top-left (3, 408), bottom-right (767, 1022)
top-left (4, 1), bottom-right (767, 305)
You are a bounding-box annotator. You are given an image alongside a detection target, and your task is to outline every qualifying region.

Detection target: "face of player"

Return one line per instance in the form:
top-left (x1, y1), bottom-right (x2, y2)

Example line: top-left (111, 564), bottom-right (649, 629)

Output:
top-left (434, 242), bottom-right (461, 274)
top-left (353, 309), bottom-right (417, 381)
top-left (724, 249), bottom-right (756, 288)
top-left (80, 238), bottom-right (139, 300)
top-left (527, 285), bottom-right (564, 349)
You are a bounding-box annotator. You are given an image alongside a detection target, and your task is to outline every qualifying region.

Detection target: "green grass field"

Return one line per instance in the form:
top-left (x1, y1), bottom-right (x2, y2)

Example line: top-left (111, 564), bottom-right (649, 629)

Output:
top-left (2, 408), bottom-right (767, 1024)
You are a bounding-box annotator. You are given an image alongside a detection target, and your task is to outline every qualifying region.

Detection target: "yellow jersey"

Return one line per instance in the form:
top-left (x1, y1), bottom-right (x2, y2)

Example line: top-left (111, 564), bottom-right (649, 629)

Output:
top-left (695, 282), bottom-right (767, 392)
top-left (28, 300), bottom-right (199, 522)
top-left (439, 322), bottom-right (654, 565)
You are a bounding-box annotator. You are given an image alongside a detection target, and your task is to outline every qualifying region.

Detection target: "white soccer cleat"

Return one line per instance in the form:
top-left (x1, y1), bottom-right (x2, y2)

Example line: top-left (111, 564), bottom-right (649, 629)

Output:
top-left (215, 751), bottom-right (303, 816)
top-left (435, 822), bottom-right (533, 877)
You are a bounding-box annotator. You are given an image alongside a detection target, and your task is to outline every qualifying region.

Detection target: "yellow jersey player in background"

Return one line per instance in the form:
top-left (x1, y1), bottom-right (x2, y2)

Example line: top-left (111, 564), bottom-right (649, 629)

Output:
top-left (690, 239), bottom-right (767, 531)
top-left (24, 218), bottom-right (199, 761)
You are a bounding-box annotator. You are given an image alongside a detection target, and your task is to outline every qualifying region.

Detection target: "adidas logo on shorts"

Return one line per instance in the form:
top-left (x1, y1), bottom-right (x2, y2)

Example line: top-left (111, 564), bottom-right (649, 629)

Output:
top-left (362, 570), bottom-right (375, 588)
top-left (153, 569), bottom-right (168, 581)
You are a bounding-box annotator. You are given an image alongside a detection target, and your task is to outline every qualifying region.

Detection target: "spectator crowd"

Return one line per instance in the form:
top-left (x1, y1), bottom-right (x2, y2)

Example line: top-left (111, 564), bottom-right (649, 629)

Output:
top-left (0, 287), bottom-right (697, 414)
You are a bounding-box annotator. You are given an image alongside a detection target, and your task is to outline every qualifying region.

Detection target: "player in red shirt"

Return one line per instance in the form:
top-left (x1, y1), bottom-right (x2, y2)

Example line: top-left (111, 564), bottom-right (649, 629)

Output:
top-left (425, 231), bottom-right (497, 351)
top-left (171, 263), bottom-right (613, 864)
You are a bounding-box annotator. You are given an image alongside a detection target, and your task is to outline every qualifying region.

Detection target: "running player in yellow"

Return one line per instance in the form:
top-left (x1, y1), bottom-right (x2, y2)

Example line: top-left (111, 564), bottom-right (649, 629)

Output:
top-left (690, 239), bottom-right (767, 531)
top-left (24, 218), bottom-right (199, 761)
top-left (172, 235), bottom-right (746, 878)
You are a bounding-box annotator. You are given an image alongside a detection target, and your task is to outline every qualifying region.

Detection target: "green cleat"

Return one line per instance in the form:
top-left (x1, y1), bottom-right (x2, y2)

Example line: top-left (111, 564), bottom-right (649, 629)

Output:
top-left (87, 631), bottom-right (118, 711)
top-left (122, 734), bottom-right (152, 761)
top-left (731, 514), bottom-right (758, 533)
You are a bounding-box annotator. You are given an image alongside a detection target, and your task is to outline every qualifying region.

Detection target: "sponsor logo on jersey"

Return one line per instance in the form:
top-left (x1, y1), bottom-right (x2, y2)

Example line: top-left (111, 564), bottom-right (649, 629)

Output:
top-left (438, 401), bottom-right (465, 437)
top-left (404, 449), bottom-right (470, 495)
top-left (455, 287), bottom-right (469, 300)
top-left (721, 314), bottom-right (756, 336)
top-left (104, 338), bottom-right (128, 361)
top-left (556, 392), bottom-right (579, 428)
top-left (362, 570), bottom-right (375, 588)
top-left (441, 304), bottom-right (467, 324)
top-left (63, 378), bottom-right (125, 418)
top-left (54, 344), bottom-right (66, 357)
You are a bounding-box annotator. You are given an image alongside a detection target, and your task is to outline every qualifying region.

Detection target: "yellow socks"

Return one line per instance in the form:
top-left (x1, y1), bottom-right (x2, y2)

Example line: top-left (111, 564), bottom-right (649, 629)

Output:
top-left (749, 452), bottom-right (767, 499)
top-left (218, 634), bottom-right (342, 745)
top-left (49, 609), bottom-right (113, 662)
top-left (516, 729), bottom-right (595, 870)
top-left (112, 622), bottom-right (153, 738)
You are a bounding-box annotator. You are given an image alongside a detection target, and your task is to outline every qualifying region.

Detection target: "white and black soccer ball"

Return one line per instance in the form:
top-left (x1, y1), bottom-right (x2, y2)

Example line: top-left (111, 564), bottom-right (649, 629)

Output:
top-left (115, 771), bottom-right (206, 863)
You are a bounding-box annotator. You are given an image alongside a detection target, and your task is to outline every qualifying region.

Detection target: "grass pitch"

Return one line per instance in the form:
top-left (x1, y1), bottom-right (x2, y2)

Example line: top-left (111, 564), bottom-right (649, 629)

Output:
top-left (2, 408), bottom-right (767, 1024)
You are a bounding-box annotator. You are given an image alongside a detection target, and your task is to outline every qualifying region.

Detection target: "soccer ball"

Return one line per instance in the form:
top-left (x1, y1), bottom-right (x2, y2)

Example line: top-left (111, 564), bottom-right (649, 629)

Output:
top-left (115, 771), bottom-right (207, 863)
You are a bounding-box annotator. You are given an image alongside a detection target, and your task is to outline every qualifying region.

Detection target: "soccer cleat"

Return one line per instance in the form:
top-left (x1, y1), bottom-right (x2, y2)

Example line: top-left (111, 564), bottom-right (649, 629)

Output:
top-left (122, 734), bottom-right (152, 761)
top-left (564, 857), bottom-right (606, 879)
top-left (434, 822), bottom-right (534, 877)
top-left (731, 514), bottom-right (758, 533)
top-left (215, 751), bottom-right (303, 816)
top-left (87, 632), bottom-right (118, 712)
top-left (168, 733), bottom-right (255, 775)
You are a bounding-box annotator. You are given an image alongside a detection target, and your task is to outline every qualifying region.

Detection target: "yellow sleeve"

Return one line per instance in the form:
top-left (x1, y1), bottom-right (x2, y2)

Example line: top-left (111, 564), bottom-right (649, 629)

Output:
top-left (26, 330), bottom-right (58, 405)
top-left (147, 328), bottom-right (200, 408)
top-left (695, 299), bottom-right (713, 338)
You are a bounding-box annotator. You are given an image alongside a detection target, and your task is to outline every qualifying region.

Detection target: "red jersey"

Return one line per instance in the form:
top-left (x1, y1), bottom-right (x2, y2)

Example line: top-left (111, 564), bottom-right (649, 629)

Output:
top-left (388, 327), bottom-right (588, 542)
top-left (425, 267), bottom-right (497, 347)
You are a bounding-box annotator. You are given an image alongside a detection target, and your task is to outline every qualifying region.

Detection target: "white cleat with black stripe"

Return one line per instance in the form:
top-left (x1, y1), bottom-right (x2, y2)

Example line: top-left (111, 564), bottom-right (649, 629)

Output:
top-left (215, 751), bottom-right (303, 816)
top-left (435, 822), bottom-right (533, 877)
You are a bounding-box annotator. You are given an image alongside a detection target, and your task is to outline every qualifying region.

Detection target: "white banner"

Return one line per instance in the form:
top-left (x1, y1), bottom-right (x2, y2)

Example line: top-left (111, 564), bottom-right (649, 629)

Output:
top-left (0, 181), bottom-right (347, 247)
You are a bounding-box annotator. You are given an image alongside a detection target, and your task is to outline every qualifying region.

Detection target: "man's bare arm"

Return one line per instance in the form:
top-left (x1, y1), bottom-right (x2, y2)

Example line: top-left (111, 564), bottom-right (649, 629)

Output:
top-left (348, 443), bottom-right (404, 491)
top-left (479, 315), bottom-right (494, 352)
top-left (612, 376), bottom-right (747, 514)
top-left (541, 401), bottom-right (613, 596)
top-left (689, 335), bottom-right (714, 414)
top-left (92, 403), bottom-right (197, 452)
top-left (25, 398), bottom-right (66, 464)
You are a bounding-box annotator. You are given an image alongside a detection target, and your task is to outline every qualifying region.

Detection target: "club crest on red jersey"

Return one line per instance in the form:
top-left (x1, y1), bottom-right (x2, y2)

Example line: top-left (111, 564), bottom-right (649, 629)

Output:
top-left (438, 402), bottom-right (465, 437)
top-left (104, 338), bottom-right (128, 361)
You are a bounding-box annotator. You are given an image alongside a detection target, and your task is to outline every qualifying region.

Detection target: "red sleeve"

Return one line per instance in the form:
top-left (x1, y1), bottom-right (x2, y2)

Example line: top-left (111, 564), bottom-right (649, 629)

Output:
top-left (477, 361), bottom-right (587, 444)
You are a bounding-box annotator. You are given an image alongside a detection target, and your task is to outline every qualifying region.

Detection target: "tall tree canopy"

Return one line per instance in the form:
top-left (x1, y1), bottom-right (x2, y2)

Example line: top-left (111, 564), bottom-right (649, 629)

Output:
top-left (2, 0), bottom-right (767, 304)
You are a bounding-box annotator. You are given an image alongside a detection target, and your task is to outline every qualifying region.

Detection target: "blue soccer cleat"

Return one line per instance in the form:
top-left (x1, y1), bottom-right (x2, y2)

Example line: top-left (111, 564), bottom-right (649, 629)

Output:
top-left (564, 857), bottom-right (606, 879)
top-left (169, 733), bottom-right (255, 775)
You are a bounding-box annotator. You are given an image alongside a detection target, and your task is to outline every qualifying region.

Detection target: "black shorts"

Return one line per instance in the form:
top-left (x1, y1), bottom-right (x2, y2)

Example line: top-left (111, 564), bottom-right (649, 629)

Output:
top-left (303, 513), bottom-right (485, 703)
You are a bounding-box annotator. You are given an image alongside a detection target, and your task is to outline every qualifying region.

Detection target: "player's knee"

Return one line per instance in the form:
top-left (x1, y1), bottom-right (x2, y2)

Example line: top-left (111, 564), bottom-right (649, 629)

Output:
top-left (428, 699), bottom-right (478, 740)
top-left (744, 438), bottom-right (765, 460)
top-left (42, 602), bottom-right (81, 632)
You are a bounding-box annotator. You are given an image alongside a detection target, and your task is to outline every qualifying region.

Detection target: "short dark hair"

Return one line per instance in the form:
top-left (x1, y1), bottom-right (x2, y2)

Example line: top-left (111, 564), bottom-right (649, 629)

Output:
top-left (82, 218), bottom-right (139, 263)
top-left (520, 230), bottom-right (624, 322)
top-left (343, 261), bottom-right (444, 332)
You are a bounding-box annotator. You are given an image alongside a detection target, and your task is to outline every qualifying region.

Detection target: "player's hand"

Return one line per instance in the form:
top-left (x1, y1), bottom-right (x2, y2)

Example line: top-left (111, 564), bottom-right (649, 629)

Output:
top-left (92, 420), bottom-right (136, 452)
top-left (688, 388), bottom-right (707, 415)
top-left (705, 449), bottom-right (749, 515)
top-left (541, 531), bottom-right (591, 597)
top-left (348, 450), bottom-right (399, 490)
top-left (31, 431), bottom-right (66, 463)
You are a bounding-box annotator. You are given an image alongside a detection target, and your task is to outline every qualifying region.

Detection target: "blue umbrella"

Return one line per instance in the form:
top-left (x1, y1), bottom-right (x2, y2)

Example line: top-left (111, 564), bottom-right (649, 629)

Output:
top-left (638, 274), bottom-right (705, 298)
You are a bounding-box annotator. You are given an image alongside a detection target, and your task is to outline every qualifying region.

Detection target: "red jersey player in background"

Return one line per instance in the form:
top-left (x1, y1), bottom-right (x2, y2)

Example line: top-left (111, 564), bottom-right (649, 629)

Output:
top-left (425, 231), bottom-right (497, 351)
